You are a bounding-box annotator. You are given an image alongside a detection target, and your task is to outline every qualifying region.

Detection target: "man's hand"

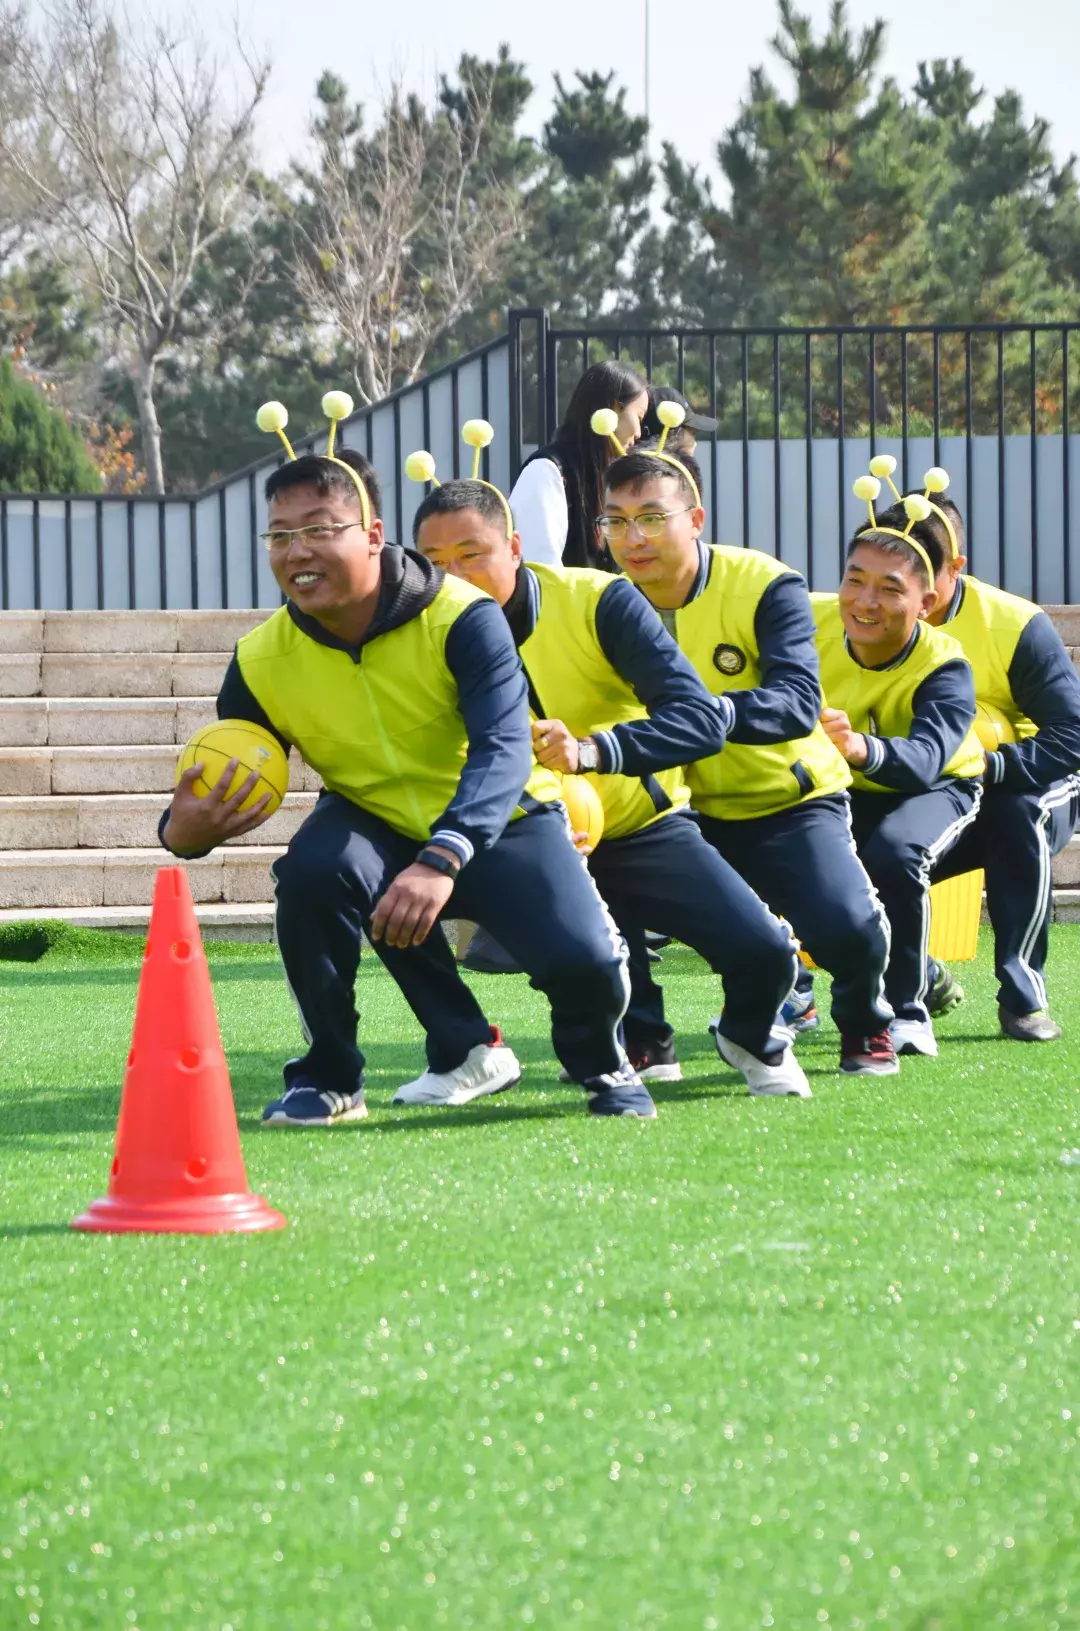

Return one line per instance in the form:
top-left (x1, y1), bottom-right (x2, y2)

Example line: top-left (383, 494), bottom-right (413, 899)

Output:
top-left (163, 761), bottom-right (274, 856)
top-left (820, 706), bottom-right (870, 769)
top-left (370, 848), bottom-right (458, 949)
top-left (533, 718), bottom-right (580, 773)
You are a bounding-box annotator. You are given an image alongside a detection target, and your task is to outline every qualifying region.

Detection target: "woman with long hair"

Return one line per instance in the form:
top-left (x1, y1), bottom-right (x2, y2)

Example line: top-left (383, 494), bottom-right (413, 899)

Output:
top-left (510, 360), bottom-right (649, 570)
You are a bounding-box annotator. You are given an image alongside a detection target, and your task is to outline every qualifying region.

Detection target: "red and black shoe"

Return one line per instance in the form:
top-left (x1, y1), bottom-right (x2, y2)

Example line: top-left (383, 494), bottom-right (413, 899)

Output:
top-left (840, 1032), bottom-right (899, 1076)
top-left (627, 1034), bottom-right (683, 1082)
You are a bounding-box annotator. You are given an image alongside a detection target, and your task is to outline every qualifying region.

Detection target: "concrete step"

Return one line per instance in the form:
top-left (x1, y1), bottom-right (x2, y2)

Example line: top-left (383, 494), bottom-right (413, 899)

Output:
top-left (0, 651), bottom-right (235, 699)
top-left (0, 744), bottom-right (323, 796)
top-left (0, 790), bottom-right (314, 849)
top-left (0, 901), bottom-right (277, 941)
top-left (0, 696), bottom-right (224, 748)
top-left (0, 846), bottom-right (284, 909)
top-left (0, 609), bottom-right (269, 655)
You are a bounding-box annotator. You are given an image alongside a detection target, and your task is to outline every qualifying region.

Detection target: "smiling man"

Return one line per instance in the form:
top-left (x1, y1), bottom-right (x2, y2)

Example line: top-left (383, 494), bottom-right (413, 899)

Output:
top-left (812, 527), bottom-right (984, 1057)
top-left (160, 447), bottom-right (650, 1123)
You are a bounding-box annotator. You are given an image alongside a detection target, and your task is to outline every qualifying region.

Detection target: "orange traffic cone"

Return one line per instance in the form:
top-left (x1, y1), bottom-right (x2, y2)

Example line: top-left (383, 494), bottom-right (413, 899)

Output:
top-left (72, 867), bottom-right (286, 1235)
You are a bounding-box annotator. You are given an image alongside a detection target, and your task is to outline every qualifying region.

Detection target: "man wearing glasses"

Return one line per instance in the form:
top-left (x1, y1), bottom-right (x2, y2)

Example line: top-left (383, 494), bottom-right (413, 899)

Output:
top-left (413, 477), bottom-right (813, 1099)
top-left (603, 450), bottom-right (897, 1079)
top-left (159, 449), bottom-right (655, 1122)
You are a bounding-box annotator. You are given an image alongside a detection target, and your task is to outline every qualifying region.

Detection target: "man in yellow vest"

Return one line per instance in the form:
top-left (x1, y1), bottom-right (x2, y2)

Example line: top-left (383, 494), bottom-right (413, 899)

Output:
top-left (812, 517), bottom-right (985, 1057)
top-left (160, 443), bottom-right (654, 1122)
top-left (882, 492), bottom-right (1080, 1041)
top-left (412, 478), bottom-right (813, 1099)
top-left (601, 451), bottom-right (897, 1077)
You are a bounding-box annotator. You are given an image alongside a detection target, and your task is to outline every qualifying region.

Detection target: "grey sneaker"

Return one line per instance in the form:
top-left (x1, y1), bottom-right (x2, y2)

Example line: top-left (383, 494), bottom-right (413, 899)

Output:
top-left (999, 1006), bottom-right (1062, 1043)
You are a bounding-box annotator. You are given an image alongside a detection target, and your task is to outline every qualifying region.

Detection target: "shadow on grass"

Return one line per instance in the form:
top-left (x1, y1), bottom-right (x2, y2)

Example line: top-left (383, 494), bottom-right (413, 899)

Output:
top-left (0, 1223), bottom-right (73, 1239)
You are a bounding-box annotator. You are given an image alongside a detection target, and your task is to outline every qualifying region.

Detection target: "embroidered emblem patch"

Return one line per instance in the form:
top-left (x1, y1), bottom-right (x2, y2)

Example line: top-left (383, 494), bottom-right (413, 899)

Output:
top-left (712, 643), bottom-right (747, 677)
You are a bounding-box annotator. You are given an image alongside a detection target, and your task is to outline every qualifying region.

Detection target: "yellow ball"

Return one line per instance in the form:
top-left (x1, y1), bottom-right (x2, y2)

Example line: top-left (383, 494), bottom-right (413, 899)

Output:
top-left (177, 719), bottom-right (289, 815)
top-left (924, 466), bottom-right (950, 494)
top-left (322, 390), bottom-right (354, 421)
top-left (560, 775), bottom-right (605, 856)
top-left (461, 418), bottom-right (495, 448)
top-left (869, 454), bottom-right (897, 479)
top-left (904, 493), bottom-right (932, 523)
top-left (973, 703), bottom-right (1017, 754)
top-left (853, 474), bottom-right (881, 503)
top-left (591, 408), bottom-right (618, 437)
top-left (656, 400), bottom-right (686, 428)
top-left (256, 400), bottom-right (288, 434)
top-left (405, 450), bottom-right (437, 483)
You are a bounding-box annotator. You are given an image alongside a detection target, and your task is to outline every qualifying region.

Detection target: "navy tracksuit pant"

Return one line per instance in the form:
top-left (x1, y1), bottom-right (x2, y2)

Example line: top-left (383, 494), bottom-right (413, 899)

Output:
top-left (692, 794), bottom-right (893, 1038)
top-left (849, 780), bottom-right (983, 1023)
top-left (932, 774), bottom-right (1080, 1016)
top-left (590, 810), bottom-right (799, 1060)
top-left (271, 795), bottom-right (629, 1093)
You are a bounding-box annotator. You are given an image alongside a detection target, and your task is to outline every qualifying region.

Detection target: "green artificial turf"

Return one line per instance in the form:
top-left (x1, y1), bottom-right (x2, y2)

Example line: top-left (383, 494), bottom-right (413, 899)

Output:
top-left (3, 927), bottom-right (1080, 1629)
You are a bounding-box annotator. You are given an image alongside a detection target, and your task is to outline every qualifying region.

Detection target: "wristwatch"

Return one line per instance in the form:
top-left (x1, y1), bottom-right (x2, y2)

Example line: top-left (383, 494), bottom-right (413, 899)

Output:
top-left (575, 738), bottom-right (601, 774)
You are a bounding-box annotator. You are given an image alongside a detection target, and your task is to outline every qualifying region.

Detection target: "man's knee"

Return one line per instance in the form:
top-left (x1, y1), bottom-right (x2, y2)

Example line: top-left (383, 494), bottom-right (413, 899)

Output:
top-left (859, 835), bottom-right (926, 894)
top-left (533, 937), bottom-right (628, 1014)
top-left (806, 899), bottom-right (889, 972)
top-left (273, 832), bottom-right (380, 913)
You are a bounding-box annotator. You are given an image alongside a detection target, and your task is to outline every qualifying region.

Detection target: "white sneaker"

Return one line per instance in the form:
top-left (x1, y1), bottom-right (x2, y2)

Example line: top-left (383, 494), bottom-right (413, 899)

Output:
top-left (709, 1019), bottom-right (812, 1098)
top-left (392, 1031), bottom-right (521, 1106)
top-left (890, 1017), bottom-right (938, 1057)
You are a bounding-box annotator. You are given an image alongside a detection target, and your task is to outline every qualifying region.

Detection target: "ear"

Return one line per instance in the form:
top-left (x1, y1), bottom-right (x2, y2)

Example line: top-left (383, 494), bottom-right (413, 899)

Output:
top-left (510, 531), bottom-right (523, 567)
top-left (367, 518), bottom-right (385, 550)
top-left (690, 505), bottom-right (706, 538)
top-left (918, 586), bottom-right (938, 619)
top-left (954, 554), bottom-right (968, 576)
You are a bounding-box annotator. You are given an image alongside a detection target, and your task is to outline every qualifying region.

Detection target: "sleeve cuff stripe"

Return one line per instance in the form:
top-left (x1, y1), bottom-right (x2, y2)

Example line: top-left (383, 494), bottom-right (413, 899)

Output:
top-left (430, 830), bottom-right (474, 865)
top-left (864, 737), bottom-right (885, 773)
top-left (596, 730), bottom-right (621, 774)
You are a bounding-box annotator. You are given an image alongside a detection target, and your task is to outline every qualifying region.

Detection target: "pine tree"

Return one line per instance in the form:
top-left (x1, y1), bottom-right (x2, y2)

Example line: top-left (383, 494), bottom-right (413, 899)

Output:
top-left (0, 357), bottom-right (100, 492)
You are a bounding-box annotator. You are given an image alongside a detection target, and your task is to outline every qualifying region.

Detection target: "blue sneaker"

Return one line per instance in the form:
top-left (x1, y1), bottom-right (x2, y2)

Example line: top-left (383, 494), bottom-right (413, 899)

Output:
top-left (584, 1061), bottom-right (657, 1118)
top-left (261, 1084), bottom-right (368, 1128)
top-left (780, 990), bottom-right (820, 1035)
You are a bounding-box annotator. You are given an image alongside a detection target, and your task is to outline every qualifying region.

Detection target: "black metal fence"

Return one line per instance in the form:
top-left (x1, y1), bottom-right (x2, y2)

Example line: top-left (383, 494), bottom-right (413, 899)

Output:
top-left (2, 312), bottom-right (1079, 608)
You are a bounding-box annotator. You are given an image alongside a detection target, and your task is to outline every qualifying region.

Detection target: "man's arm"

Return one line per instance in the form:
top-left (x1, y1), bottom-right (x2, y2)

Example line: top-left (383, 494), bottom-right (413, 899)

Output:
top-left (858, 661), bottom-right (977, 794)
top-left (429, 598), bottom-right (535, 864)
top-left (587, 577), bottom-right (729, 773)
top-left (724, 575), bottom-right (823, 745)
top-left (988, 612), bottom-right (1080, 792)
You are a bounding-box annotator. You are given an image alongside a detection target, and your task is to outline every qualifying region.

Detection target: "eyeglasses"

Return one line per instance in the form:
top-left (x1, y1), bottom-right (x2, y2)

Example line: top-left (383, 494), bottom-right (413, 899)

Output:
top-left (597, 507), bottom-right (695, 542)
top-left (258, 521), bottom-right (363, 552)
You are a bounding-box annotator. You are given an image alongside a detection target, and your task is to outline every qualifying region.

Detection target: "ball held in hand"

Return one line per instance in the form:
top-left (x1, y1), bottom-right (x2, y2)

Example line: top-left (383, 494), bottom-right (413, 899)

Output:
top-left (560, 774), bottom-right (605, 856)
top-left (177, 720), bottom-right (289, 816)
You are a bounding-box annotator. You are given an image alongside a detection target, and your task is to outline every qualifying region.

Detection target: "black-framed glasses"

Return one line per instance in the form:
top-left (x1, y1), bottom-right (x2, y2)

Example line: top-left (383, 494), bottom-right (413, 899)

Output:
top-left (597, 507), bottom-right (695, 542)
top-left (258, 521), bottom-right (364, 552)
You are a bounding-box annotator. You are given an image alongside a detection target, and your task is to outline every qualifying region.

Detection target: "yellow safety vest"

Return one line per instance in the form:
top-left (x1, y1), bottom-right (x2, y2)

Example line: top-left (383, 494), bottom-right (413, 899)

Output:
top-left (938, 576), bottom-right (1039, 742)
top-left (669, 546), bottom-right (850, 820)
top-left (520, 562), bottom-right (690, 839)
top-left (237, 579), bottom-right (561, 842)
top-left (812, 594), bottom-right (985, 794)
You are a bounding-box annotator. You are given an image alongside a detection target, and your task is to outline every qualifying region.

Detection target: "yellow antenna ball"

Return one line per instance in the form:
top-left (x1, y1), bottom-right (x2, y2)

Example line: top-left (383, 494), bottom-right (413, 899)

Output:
top-left (405, 450), bottom-right (437, 484)
top-left (853, 475), bottom-right (881, 503)
top-left (904, 493), bottom-right (932, 523)
top-left (256, 401), bottom-right (288, 434)
top-left (868, 454), bottom-right (897, 479)
top-left (924, 466), bottom-right (950, 494)
top-left (461, 419), bottom-right (495, 449)
top-left (656, 401), bottom-right (686, 429)
top-left (591, 408), bottom-right (619, 437)
top-left (321, 390), bottom-right (354, 422)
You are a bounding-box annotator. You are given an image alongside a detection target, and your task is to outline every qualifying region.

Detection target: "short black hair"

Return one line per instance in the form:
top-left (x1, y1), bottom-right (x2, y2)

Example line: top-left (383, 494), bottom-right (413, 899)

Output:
top-left (264, 449), bottom-right (382, 520)
top-left (845, 529), bottom-right (932, 590)
top-left (412, 479), bottom-right (511, 543)
top-left (872, 501), bottom-right (949, 579)
top-left (604, 448), bottom-right (702, 511)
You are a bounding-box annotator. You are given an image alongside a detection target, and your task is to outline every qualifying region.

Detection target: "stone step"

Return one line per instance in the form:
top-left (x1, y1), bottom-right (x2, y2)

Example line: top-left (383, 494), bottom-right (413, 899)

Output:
top-left (0, 901), bottom-right (277, 941)
top-left (0, 743), bottom-right (322, 796)
top-left (0, 609), bottom-right (269, 655)
top-left (0, 846), bottom-right (283, 909)
top-left (0, 790), bottom-right (314, 850)
top-left (0, 696), bottom-right (222, 747)
top-left (0, 651), bottom-right (234, 699)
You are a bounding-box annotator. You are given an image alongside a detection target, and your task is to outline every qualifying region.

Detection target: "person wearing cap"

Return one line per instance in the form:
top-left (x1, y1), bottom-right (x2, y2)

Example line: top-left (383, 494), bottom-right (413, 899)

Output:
top-left (638, 386), bottom-right (718, 457)
top-left (509, 360), bottom-right (649, 571)
top-left (880, 480), bottom-right (1080, 1042)
top-left (811, 498), bottom-right (984, 1058)
top-left (410, 463), bottom-right (815, 1101)
top-left (598, 414), bottom-right (897, 1079)
top-left (158, 398), bottom-right (654, 1125)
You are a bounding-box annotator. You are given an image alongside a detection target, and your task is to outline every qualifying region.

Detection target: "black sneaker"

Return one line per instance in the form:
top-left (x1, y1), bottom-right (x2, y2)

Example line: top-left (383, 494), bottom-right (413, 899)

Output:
top-left (627, 1035), bottom-right (683, 1082)
top-left (261, 1084), bottom-right (368, 1128)
top-left (840, 1032), bottom-right (899, 1076)
top-left (926, 961), bottom-right (965, 1016)
top-left (585, 1062), bottom-right (657, 1118)
top-left (462, 926), bottom-right (523, 975)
